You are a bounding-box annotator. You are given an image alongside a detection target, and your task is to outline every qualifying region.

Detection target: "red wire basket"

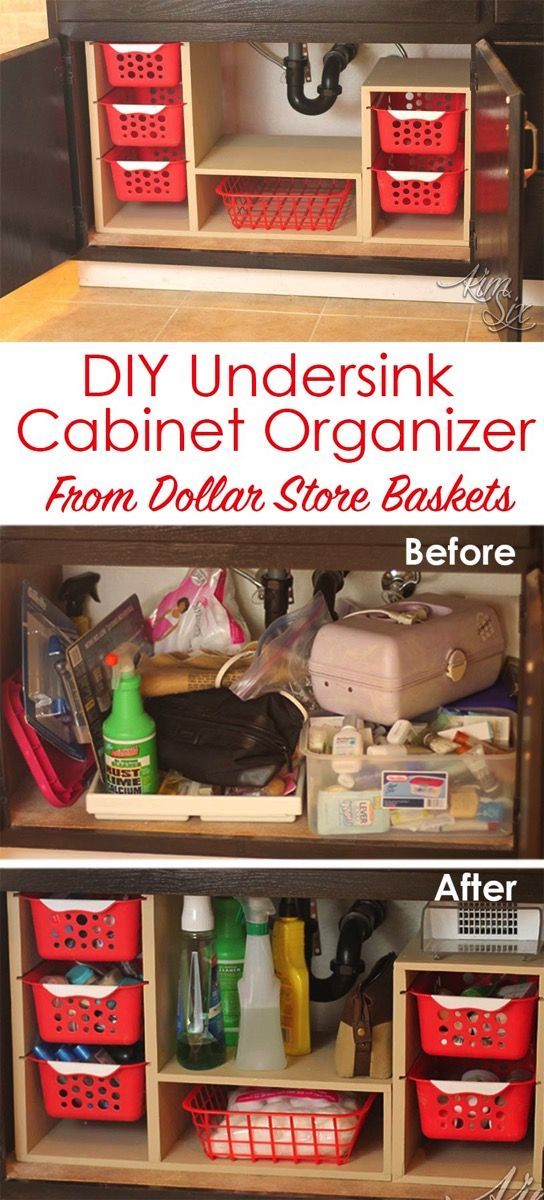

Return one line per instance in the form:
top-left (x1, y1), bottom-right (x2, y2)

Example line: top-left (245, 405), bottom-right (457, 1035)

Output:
top-left (23, 962), bottom-right (145, 1045)
top-left (216, 177), bottom-right (354, 232)
top-left (409, 973), bottom-right (539, 1060)
top-left (32, 1058), bottom-right (146, 1122)
top-left (408, 1054), bottom-right (535, 1142)
top-left (104, 147), bottom-right (187, 203)
top-left (372, 147), bottom-right (465, 215)
top-left (100, 43), bottom-right (182, 88)
top-left (23, 896), bottom-right (142, 961)
top-left (182, 1085), bottom-right (376, 1164)
top-left (99, 87), bottom-right (185, 146)
top-left (372, 92), bottom-right (465, 155)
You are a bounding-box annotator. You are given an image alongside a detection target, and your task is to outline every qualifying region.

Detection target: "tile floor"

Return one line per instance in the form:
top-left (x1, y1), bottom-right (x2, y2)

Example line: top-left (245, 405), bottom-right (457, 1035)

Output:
top-left (1, 262), bottom-right (542, 342)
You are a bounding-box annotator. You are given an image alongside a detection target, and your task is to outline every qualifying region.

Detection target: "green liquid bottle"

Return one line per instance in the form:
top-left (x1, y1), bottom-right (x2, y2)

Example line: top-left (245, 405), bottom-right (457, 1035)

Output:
top-left (214, 898), bottom-right (246, 1048)
top-left (102, 651), bottom-right (159, 795)
top-left (177, 896), bottom-right (226, 1070)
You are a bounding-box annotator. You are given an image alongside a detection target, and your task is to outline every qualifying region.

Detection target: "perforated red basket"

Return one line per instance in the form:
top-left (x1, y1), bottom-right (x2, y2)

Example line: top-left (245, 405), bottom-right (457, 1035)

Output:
top-left (23, 962), bottom-right (145, 1044)
top-left (409, 973), bottom-right (539, 1060)
top-left (408, 1054), bottom-right (535, 1142)
top-left (104, 147), bottom-right (187, 202)
top-left (372, 147), bottom-right (465, 215)
top-left (182, 1086), bottom-right (375, 1164)
top-left (99, 87), bottom-right (185, 146)
top-left (33, 1058), bottom-right (146, 1122)
top-left (24, 896), bottom-right (142, 961)
top-left (372, 91), bottom-right (465, 154)
top-left (216, 177), bottom-right (354, 232)
top-left (100, 43), bottom-right (181, 87)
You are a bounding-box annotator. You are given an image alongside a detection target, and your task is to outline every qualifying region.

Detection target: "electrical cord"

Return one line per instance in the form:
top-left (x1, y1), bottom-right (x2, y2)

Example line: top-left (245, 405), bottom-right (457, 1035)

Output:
top-left (248, 42), bottom-right (285, 69)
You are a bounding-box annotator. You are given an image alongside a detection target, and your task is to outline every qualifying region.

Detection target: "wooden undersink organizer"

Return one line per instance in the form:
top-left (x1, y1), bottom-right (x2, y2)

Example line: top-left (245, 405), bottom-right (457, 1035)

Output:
top-left (393, 936), bottom-right (544, 1192)
top-left (86, 45), bottom-right (470, 261)
top-left (6, 894), bottom-right (544, 1198)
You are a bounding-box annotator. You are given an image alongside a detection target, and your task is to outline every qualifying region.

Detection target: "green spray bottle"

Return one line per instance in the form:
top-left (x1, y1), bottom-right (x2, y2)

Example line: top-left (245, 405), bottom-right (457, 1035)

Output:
top-left (102, 648), bottom-right (159, 795)
top-left (213, 898), bottom-right (246, 1047)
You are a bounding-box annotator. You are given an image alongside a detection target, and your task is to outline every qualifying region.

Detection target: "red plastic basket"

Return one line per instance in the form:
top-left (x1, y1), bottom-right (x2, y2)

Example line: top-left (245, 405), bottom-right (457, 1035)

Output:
top-left (99, 87), bottom-right (185, 146)
top-left (372, 91), bottom-right (465, 154)
top-left (408, 1054), bottom-right (535, 1142)
top-left (32, 1058), bottom-right (146, 1122)
top-left (104, 147), bottom-right (187, 202)
top-left (23, 962), bottom-right (145, 1044)
top-left (24, 897), bottom-right (142, 961)
top-left (372, 147), bottom-right (465, 215)
top-left (216, 177), bottom-right (354, 232)
top-left (182, 1086), bottom-right (375, 1164)
top-left (100, 43), bottom-right (182, 88)
top-left (409, 973), bottom-right (539, 1060)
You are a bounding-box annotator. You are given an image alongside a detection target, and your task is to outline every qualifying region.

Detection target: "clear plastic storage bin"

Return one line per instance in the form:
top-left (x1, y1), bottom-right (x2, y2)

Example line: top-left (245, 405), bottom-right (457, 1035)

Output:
top-left (302, 716), bottom-right (515, 838)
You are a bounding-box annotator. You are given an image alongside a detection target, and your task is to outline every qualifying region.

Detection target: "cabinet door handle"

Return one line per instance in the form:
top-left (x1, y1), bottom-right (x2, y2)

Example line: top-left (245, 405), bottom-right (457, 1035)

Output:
top-left (524, 117), bottom-right (538, 182)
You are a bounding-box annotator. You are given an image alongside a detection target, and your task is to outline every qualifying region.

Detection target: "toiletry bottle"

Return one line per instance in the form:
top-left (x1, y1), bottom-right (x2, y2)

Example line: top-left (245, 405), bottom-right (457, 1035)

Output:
top-left (177, 896), bottom-right (226, 1070)
top-left (271, 898), bottom-right (311, 1057)
top-left (103, 649), bottom-right (159, 795)
top-left (422, 732), bottom-right (457, 755)
top-left (213, 897), bottom-right (246, 1048)
top-left (236, 898), bottom-right (286, 1071)
top-left (463, 744), bottom-right (500, 795)
top-left (332, 717), bottom-right (363, 780)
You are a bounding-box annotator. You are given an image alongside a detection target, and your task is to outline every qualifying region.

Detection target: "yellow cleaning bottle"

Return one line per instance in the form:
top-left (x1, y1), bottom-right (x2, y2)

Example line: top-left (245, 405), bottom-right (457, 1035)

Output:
top-left (272, 898), bottom-right (311, 1056)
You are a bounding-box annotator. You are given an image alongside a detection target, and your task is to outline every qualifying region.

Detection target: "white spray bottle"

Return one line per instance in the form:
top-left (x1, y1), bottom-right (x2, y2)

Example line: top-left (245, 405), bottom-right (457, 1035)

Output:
top-left (236, 897), bottom-right (287, 1071)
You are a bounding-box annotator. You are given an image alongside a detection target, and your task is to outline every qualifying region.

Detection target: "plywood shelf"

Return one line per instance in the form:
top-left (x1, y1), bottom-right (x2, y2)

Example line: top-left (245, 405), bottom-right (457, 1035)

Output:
top-left (403, 1136), bottom-right (536, 1190)
top-left (364, 209), bottom-right (468, 248)
top-left (7, 776), bottom-right (515, 857)
top-left (198, 195), bottom-right (359, 242)
top-left (158, 1035), bottom-right (391, 1092)
top-left (195, 134), bottom-right (363, 179)
top-left (20, 1119), bottom-right (149, 1167)
top-left (161, 1118), bottom-right (387, 1183)
top-left (99, 201), bottom-right (190, 237)
top-left (363, 57), bottom-right (471, 93)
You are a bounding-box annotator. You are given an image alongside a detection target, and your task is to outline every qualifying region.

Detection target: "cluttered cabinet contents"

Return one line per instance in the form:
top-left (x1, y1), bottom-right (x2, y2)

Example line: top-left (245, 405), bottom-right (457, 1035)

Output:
top-left (6, 891), bottom-right (544, 1197)
top-left (1, 537), bottom-right (542, 857)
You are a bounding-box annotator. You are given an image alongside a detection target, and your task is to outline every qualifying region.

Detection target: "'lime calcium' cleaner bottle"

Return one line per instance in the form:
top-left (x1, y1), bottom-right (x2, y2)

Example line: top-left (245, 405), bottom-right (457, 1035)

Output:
top-left (102, 650), bottom-right (159, 794)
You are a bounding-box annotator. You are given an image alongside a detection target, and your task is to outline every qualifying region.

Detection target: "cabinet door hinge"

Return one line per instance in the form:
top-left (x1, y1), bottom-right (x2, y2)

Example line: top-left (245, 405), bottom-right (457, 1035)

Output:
top-left (61, 41), bottom-right (74, 86)
top-left (470, 65), bottom-right (478, 92)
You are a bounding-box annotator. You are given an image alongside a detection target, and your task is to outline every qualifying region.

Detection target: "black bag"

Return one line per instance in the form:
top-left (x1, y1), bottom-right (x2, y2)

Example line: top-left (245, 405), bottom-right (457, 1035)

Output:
top-left (146, 688), bottom-right (304, 787)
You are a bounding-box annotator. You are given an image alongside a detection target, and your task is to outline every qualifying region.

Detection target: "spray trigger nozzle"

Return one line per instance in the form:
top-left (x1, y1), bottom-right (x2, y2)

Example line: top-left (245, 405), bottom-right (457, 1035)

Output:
top-left (104, 642), bottom-right (141, 689)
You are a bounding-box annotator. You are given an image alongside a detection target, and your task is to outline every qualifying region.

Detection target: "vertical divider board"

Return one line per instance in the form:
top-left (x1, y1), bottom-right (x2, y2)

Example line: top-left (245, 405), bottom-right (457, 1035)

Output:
top-left (182, 42), bottom-right (224, 232)
top-left (141, 893), bottom-right (160, 1163)
top-left (85, 41), bottom-right (119, 233)
top-left (6, 892), bottom-right (56, 1162)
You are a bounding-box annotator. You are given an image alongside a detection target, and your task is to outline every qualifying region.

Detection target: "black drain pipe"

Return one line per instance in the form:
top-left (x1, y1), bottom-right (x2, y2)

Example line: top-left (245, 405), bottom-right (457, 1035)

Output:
top-left (284, 42), bottom-right (358, 116)
top-left (309, 900), bottom-right (386, 1003)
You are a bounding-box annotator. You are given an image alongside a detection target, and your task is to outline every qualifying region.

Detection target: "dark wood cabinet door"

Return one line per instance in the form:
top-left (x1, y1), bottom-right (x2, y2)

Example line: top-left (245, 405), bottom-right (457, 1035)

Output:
top-left (472, 39), bottom-right (525, 342)
top-left (0, 39), bottom-right (76, 297)
top-left (517, 568), bottom-right (544, 857)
